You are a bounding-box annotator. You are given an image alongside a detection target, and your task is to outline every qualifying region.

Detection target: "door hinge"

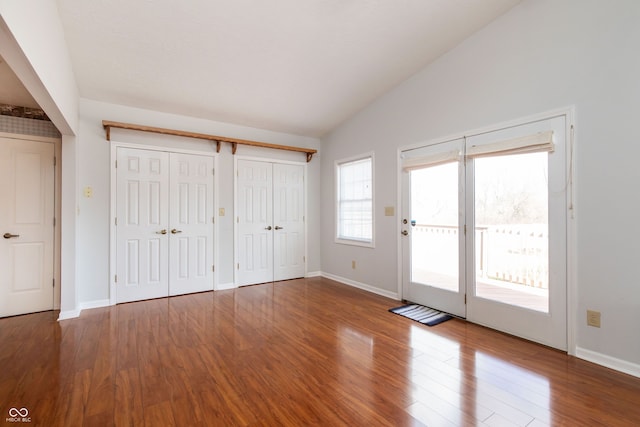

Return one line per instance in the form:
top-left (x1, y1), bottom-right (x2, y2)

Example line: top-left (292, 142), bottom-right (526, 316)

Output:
top-left (52, 278), bottom-right (55, 288)
top-left (212, 168), bottom-right (215, 175)
top-left (53, 156), bottom-right (57, 166)
top-left (237, 263), bottom-right (240, 270)
top-left (212, 216), bottom-right (215, 224)
top-left (464, 224), bottom-right (467, 235)
top-left (237, 216), bottom-right (239, 223)
top-left (115, 275), bottom-right (118, 283)
top-left (115, 217), bottom-right (118, 226)
top-left (115, 160), bottom-right (118, 168)
top-left (53, 217), bottom-right (56, 227)
top-left (212, 265), bottom-right (215, 272)
top-left (303, 256), bottom-right (306, 262)
top-left (464, 294), bottom-right (467, 304)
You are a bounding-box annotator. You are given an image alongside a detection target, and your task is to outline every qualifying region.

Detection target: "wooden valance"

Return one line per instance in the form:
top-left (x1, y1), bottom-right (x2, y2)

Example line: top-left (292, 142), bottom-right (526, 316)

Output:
top-left (102, 120), bottom-right (317, 162)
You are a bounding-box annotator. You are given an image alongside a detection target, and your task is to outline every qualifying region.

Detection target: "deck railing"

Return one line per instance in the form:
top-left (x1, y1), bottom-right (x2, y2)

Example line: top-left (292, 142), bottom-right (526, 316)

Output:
top-left (412, 224), bottom-right (548, 289)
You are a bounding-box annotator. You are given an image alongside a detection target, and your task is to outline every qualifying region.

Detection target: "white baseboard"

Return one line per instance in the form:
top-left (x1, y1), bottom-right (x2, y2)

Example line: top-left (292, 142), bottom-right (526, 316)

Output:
top-left (306, 271), bottom-right (322, 278)
top-left (57, 308), bottom-right (81, 321)
top-left (321, 272), bottom-right (400, 300)
top-left (215, 282), bottom-right (236, 291)
top-left (575, 347), bottom-right (640, 378)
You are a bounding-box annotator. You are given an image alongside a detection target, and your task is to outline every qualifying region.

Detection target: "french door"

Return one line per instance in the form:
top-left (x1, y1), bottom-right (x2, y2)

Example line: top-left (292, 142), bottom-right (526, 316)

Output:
top-left (236, 159), bottom-right (305, 286)
top-left (401, 115), bottom-right (568, 350)
top-left (115, 147), bottom-right (214, 303)
top-left (0, 137), bottom-right (55, 317)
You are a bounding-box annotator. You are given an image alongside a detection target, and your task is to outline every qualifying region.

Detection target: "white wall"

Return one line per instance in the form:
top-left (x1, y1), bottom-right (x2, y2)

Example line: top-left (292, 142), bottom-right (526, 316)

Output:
top-left (77, 99), bottom-right (321, 303)
top-left (320, 0), bottom-right (640, 369)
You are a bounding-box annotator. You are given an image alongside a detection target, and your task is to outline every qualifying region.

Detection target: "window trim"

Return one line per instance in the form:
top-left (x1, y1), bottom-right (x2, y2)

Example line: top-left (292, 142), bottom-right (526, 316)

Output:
top-left (335, 152), bottom-right (375, 248)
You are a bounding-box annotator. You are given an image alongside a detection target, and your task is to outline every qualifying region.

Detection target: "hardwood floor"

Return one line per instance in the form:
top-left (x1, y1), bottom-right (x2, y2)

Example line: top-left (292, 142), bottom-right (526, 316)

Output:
top-left (2, 277), bottom-right (640, 426)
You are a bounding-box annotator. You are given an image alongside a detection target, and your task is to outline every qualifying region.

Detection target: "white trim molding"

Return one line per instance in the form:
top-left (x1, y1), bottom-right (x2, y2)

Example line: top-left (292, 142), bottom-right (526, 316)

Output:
top-left (305, 271), bottom-right (322, 278)
top-left (321, 272), bottom-right (399, 301)
top-left (576, 347), bottom-right (640, 379)
top-left (80, 299), bottom-right (111, 311)
top-left (57, 308), bottom-right (81, 321)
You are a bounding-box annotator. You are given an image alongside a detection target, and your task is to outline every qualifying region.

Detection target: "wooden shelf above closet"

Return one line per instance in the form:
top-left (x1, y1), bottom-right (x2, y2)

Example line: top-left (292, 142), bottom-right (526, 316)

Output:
top-left (102, 120), bottom-right (318, 162)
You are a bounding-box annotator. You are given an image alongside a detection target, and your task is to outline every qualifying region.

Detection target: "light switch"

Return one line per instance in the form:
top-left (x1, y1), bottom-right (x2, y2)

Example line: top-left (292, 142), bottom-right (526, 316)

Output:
top-left (84, 186), bottom-right (93, 198)
top-left (219, 208), bottom-right (225, 216)
top-left (384, 206), bottom-right (394, 216)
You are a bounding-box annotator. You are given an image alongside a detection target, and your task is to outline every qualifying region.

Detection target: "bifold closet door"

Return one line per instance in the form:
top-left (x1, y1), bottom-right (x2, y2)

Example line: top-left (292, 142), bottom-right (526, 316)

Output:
top-left (236, 160), bottom-right (305, 286)
top-left (273, 163), bottom-right (305, 281)
top-left (116, 147), bottom-right (214, 303)
top-left (168, 153), bottom-right (214, 296)
top-left (116, 148), bottom-right (170, 303)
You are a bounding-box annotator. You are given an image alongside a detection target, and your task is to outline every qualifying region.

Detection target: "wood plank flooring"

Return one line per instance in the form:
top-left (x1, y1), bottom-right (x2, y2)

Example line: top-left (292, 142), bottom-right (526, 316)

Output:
top-left (2, 277), bottom-right (640, 426)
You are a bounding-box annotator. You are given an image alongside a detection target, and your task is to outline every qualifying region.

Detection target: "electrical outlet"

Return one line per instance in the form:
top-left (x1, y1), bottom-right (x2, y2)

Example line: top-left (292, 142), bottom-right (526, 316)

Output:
top-left (84, 186), bottom-right (93, 198)
top-left (352, 260), bottom-right (356, 269)
top-left (587, 310), bottom-right (601, 328)
top-left (384, 206), bottom-right (395, 216)
top-left (219, 208), bottom-right (225, 216)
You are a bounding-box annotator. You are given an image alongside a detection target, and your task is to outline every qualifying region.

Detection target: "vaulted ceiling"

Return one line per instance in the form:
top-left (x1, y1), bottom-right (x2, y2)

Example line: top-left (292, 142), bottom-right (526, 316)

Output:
top-left (7, 1), bottom-right (522, 137)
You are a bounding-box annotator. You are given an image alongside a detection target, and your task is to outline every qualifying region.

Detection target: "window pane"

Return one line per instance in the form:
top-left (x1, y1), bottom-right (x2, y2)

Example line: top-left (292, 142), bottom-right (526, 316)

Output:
top-left (474, 152), bottom-right (549, 312)
top-left (337, 157), bottom-right (373, 243)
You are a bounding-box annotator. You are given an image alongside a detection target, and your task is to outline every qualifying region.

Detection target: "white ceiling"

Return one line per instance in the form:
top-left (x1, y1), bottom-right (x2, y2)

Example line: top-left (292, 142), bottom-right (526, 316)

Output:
top-left (53, 0), bottom-right (520, 137)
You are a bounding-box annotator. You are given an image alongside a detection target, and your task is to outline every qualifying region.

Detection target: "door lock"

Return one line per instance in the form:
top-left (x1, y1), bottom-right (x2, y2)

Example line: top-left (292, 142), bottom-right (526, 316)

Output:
top-left (3, 233), bottom-right (20, 239)
top-left (401, 230), bottom-right (408, 236)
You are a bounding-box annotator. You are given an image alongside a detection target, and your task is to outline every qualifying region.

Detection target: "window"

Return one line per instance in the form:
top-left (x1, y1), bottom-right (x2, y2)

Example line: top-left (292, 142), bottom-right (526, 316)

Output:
top-left (336, 154), bottom-right (374, 246)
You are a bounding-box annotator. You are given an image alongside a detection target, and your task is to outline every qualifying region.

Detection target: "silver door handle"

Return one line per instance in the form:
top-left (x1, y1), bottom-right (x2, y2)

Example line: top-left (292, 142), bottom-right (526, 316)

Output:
top-left (401, 230), bottom-right (408, 236)
top-left (3, 233), bottom-right (20, 239)
top-left (265, 226), bottom-right (272, 230)
top-left (171, 229), bottom-right (183, 234)
top-left (156, 229), bottom-right (167, 235)
top-left (275, 226), bottom-right (283, 230)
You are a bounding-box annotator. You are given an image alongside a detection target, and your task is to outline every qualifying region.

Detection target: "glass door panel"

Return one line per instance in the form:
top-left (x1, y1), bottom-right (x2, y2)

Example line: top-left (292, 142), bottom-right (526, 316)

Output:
top-left (401, 138), bottom-right (466, 318)
top-left (474, 152), bottom-right (549, 312)
top-left (410, 163), bottom-right (459, 292)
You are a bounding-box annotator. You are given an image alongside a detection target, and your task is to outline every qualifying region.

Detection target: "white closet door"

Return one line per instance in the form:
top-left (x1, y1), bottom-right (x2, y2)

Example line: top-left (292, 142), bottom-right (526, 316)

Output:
top-left (0, 137), bottom-right (55, 317)
top-left (273, 163), bottom-right (305, 281)
top-left (116, 147), bottom-right (170, 303)
top-left (237, 160), bottom-right (273, 286)
top-left (169, 153), bottom-right (214, 295)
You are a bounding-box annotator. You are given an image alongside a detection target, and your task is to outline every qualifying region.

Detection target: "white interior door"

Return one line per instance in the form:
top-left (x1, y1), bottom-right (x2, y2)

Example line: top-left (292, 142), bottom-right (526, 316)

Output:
top-left (237, 160), bottom-right (274, 285)
top-left (273, 163), bottom-right (305, 281)
top-left (169, 153), bottom-right (214, 295)
top-left (236, 159), bottom-right (306, 286)
top-left (0, 137), bottom-right (55, 317)
top-left (116, 147), bottom-right (170, 303)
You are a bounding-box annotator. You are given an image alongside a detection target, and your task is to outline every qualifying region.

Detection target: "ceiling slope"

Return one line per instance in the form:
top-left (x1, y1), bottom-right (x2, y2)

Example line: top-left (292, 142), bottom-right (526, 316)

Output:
top-left (56, 0), bottom-right (520, 137)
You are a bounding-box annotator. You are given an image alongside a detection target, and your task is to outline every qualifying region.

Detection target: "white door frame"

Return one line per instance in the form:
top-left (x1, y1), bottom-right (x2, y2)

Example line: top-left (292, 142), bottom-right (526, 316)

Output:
top-left (0, 132), bottom-right (61, 311)
top-left (109, 141), bottom-right (218, 305)
top-left (233, 155), bottom-right (308, 287)
top-left (396, 107), bottom-right (577, 354)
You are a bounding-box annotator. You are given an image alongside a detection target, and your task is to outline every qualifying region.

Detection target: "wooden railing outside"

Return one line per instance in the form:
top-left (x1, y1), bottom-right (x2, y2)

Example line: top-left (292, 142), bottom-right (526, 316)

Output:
top-left (412, 224), bottom-right (548, 289)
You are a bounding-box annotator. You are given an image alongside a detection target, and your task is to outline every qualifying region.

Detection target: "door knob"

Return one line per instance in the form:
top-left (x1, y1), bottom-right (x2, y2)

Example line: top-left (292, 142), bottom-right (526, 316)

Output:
top-left (156, 229), bottom-right (167, 235)
top-left (171, 229), bottom-right (183, 234)
top-left (401, 230), bottom-right (408, 236)
top-left (265, 226), bottom-right (272, 230)
top-left (3, 233), bottom-right (20, 239)
top-left (274, 226), bottom-right (283, 230)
